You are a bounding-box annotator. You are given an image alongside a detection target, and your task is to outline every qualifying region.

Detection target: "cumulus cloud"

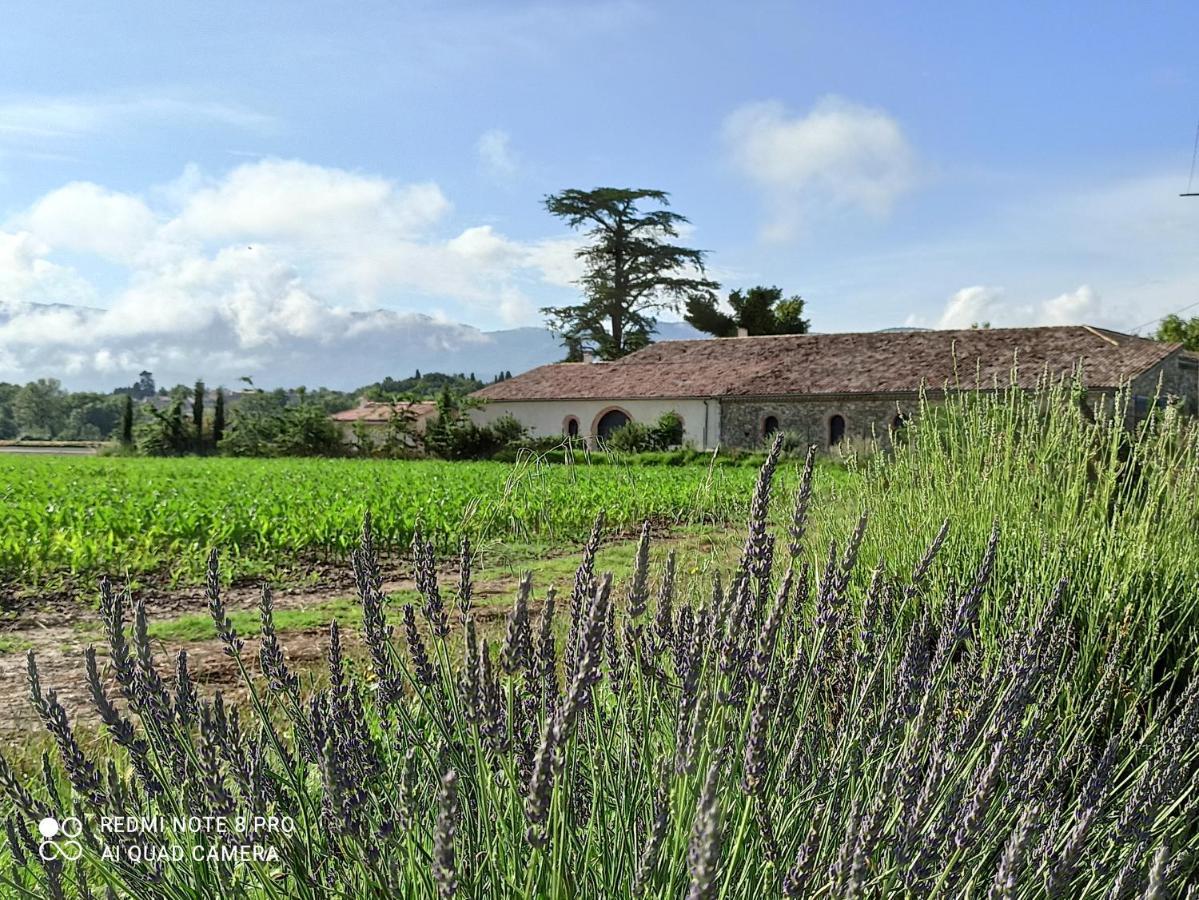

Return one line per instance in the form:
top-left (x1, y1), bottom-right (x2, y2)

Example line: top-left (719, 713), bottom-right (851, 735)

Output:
top-left (0, 231), bottom-right (96, 309)
top-left (170, 160), bottom-right (450, 242)
top-left (0, 158), bottom-right (583, 388)
top-left (20, 182), bottom-right (158, 263)
top-left (935, 284), bottom-right (1106, 330)
top-left (476, 129), bottom-right (518, 180)
top-left (724, 96), bottom-right (915, 239)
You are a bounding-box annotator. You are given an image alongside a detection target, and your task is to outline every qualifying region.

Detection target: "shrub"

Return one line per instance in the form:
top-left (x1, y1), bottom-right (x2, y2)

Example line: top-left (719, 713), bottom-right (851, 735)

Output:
top-left (603, 419), bottom-right (655, 453)
top-left (604, 410), bottom-right (686, 453)
top-left (134, 400), bottom-right (191, 456)
top-left (221, 401), bottom-right (345, 457)
top-left (425, 413), bottom-right (529, 460)
top-left (2, 441), bottom-right (1195, 897)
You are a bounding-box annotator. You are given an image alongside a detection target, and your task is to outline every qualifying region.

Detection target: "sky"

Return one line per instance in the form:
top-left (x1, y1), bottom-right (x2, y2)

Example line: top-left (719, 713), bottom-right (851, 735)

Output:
top-left (2, 1), bottom-right (1198, 389)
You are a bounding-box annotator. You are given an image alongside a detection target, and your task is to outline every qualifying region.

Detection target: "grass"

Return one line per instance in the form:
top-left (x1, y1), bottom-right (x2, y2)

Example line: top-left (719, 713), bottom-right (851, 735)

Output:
top-left (0, 636), bottom-right (33, 655)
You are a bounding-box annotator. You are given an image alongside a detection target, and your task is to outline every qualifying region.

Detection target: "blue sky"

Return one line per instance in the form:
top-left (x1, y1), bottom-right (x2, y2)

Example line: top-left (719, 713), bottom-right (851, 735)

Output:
top-left (2, 1), bottom-right (1198, 388)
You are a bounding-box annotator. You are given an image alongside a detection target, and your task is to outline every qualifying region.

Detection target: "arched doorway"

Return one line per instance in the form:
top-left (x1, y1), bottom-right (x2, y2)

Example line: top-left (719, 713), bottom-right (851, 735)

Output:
top-left (596, 408), bottom-right (631, 441)
top-left (828, 414), bottom-right (845, 447)
top-left (762, 415), bottom-right (779, 439)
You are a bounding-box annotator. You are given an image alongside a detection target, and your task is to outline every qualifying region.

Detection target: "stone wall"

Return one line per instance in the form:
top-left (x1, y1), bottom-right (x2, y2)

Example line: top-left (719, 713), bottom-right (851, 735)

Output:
top-left (719, 396), bottom-right (915, 450)
top-left (1130, 353), bottom-right (1199, 415)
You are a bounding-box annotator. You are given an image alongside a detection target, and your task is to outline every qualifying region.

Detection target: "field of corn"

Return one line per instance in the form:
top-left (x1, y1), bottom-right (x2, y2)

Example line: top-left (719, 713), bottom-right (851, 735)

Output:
top-left (1, 384), bottom-right (1198, 898)
top-left (0, 455), bottom-right (768, 592)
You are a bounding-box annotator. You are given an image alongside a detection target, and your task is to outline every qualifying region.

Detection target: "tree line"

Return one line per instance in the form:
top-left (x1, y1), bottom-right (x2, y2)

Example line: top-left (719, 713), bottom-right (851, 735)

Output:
top-left (0, 370), bottom-right (497, 447)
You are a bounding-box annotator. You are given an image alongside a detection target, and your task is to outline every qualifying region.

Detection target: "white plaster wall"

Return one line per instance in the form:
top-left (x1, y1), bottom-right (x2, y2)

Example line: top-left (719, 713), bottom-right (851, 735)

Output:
top-left (471, 398), bottom-right (720, 448)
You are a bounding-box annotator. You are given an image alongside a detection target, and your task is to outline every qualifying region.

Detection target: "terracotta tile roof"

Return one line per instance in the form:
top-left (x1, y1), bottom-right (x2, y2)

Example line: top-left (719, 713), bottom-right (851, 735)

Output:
top-left (331, 401), bottom-right (437, 423)
top-left (472, 326), bottom-right (1183, 401)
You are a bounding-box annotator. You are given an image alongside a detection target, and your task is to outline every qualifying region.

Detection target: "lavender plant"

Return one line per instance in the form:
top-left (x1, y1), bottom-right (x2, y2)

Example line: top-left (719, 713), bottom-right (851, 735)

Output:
top-left (1, 433), bottom-right (1196, 898)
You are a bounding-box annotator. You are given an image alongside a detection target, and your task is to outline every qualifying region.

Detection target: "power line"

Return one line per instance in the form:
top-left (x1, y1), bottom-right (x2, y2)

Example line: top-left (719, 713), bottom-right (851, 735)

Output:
top-left (1130, 298), bottom-right (1199, 334)
top-left (1189, 118), bottom-right (1199, 194)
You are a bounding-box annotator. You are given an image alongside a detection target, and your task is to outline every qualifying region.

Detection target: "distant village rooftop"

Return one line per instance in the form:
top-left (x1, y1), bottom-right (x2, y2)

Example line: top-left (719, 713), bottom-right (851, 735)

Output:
top-left (330, 399), bottom-right (438, 424)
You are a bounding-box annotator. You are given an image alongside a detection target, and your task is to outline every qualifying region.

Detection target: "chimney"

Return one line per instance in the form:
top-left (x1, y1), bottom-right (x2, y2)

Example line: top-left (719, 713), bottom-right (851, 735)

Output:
top-left (582, 351), bottom-right (595, 364)
top-left (736, 327), bottom-right (749, 338)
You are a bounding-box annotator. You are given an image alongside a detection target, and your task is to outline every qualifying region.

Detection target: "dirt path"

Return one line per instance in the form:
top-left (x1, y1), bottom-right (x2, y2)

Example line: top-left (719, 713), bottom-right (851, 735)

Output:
top-left (0, 526), bottom-right (731, 741)
top-left (0, 568), bottom-right (528, 738)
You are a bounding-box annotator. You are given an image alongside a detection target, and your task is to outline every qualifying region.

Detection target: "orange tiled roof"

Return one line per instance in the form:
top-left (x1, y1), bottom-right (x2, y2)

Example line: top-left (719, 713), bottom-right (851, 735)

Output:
top-left (331, 401), bottom-right (437, 423)
top-left (472, 326), bottom-right (1184, 401)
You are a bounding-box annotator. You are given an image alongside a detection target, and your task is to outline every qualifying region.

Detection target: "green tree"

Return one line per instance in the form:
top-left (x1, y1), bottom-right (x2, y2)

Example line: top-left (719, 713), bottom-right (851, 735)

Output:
top-left (1155, 314), bottom-right (1199, 351)
top-left (560, 335), bottom-right (586, 362)
top-left (541, 188), bottom-right (719, 359)
top-left (380, 405), bottom-right (421, 458)
top-left (137, 401), bottom-right (190, 456)
top-left (684, 286), bottom-right (810, 338)
top-left (121, 395), bottom-right (134, 444)
top-left (220, 393), bottom-right (344, 457)
top-left (0, 383), bottom-right (18, 440)
top-left (212, 389), bottom-right (226, 446)
top-left (61, 394), bottom-right (122, 440)
top-left (192, 380), bottom-right (205, 450)
top-left (13, 378), bottom-right (67, 438)
top-left (133, 370), bottom-right (156, 399)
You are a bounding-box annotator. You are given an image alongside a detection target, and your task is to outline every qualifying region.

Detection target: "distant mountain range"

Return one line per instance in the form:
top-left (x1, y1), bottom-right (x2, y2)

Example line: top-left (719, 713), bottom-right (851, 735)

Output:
top-left (0, 299), bottom-right (708, 391)
top-left (1, 297), bottom-right (932, 391)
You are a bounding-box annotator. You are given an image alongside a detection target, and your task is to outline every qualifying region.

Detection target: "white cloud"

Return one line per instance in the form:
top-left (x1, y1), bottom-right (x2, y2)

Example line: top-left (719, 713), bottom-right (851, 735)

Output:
top-left (935, 284), bottom-right (1106, 329)
top-left (476, 129), bottom-right (518, 179)
top-left (0, 231), bottom-right (96, 310)
top-left (170, 159), bottom-right (450, 242)
top-left (522, 237), bottom-right (585, 288)
top-left (0, 158), bottom-right (583, 387)
top-left (724, 96), bottom-right (915, 239)
top-left (20, 182), bottom-right (158, 263)
top-left (0, 95), bottom-right (275, 141)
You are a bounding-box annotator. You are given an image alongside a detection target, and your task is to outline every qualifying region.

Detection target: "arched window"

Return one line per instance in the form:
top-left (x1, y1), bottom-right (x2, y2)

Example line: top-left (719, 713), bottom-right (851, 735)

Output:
top-left (891, 413), bottom-right (906, 432)
top-left (565, 416), bottom-right (579, 438)
top-left (596, 409), bottom-right (631, 440)
top-left (762, 415), bottom-right (779, 438)
top-left (828, 414), bottom-right (846, 447)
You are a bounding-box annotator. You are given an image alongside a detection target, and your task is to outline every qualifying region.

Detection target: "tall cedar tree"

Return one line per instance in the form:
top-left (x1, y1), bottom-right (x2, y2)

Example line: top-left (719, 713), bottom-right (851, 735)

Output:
top-left (685, 285), bottom-right (810, 338)
top-left (192, 380), bottom-right (205, 450)
top-left (212, 389), bottom-right (226, 446)
top-left (541, 188), bottom-right (719, 359)
top-left (120, 395), bottom-right (134, 444)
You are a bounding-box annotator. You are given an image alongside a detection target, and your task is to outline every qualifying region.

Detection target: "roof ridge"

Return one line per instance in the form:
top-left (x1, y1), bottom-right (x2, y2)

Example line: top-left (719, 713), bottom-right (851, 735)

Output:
top-left (624, 323), bottom-right (1130, 349)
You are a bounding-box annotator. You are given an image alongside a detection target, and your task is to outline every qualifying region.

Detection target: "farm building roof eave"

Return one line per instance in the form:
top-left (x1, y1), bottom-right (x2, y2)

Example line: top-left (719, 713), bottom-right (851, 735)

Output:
top-left (471, 325), bottom-right (1178, 403)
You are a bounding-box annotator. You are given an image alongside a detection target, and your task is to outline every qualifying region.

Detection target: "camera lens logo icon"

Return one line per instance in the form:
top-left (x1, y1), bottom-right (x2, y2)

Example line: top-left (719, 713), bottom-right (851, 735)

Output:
top-left (38, 816), bottom-right (83, 862)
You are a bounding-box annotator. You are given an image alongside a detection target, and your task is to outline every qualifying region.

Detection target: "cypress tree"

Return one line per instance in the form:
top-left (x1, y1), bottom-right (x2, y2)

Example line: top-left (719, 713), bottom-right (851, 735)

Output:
top-left (212, 389), bottom-right (226, 447)
top-left (192, 380), bottom-right (205, 451)
top-left (121, 395), bottom-right (134, 445)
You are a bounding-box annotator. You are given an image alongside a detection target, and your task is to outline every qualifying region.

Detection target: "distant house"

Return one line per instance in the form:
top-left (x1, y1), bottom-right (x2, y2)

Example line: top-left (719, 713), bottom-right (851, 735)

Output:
top-left (331, 399), bottom-right (438, 445)
top-left (470, 325), bottom-right (1199, 450)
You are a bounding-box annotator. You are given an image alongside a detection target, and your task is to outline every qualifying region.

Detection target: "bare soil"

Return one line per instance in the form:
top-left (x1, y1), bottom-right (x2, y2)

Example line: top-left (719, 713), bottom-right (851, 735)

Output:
top-left (0, 565), bottom-right (528, 738)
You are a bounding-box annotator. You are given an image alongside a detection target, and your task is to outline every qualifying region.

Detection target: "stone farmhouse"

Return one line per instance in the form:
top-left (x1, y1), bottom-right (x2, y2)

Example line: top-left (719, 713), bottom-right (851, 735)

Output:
top-left (470, 325), bottom-right (1199, 450)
